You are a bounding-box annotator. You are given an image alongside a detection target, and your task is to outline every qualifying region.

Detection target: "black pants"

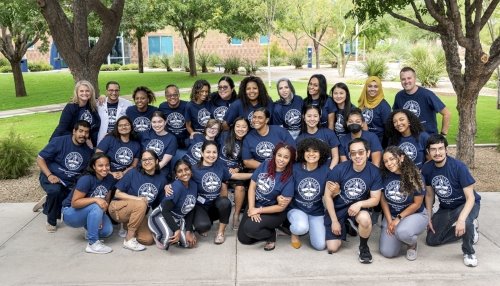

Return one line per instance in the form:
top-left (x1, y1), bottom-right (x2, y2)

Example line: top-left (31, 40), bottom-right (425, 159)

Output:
top-left (238, 208), bottom-right (286, 244)
top-left (39, 173), bottom-right (71, 226)
top-left (193, 196), bottom-right (231, 233)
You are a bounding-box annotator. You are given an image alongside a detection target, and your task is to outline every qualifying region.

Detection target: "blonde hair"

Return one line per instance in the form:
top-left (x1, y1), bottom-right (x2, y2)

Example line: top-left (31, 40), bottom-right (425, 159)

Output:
top-left (71, 80), bottom-right (97, 112)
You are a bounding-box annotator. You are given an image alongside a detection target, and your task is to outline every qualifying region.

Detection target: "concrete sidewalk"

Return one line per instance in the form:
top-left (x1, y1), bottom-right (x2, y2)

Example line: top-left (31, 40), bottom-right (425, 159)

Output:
top-left (0, 192), bottom-right (498, 285)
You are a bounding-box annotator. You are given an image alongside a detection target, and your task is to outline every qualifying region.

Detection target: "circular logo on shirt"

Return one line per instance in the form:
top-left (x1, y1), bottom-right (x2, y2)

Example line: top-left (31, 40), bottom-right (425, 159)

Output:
top-left (298, 178), bottom-right (321, 201)
top-left (285, 109), bottom-right (302, 126)
top-left (403, 100), bottom-right (421, 117)
top-left (222, 142), bottom-right (240, 160)
top-left (147, 139), bottom-right (165, 156)
top-left (65, 152), bottom-right (83, 171)
top-left (191, 142), bottom-right (203, 162)
top-left (213, 106), bottom-right (228, 121)
top-left (399, 142), bottom-right (418, 161)
top-left (133, 117), bottom-right (151, 132)
top-left (384, 180), bottom-right (406, 203)
top-left (344, 178), bottom-right (367, 199)
top-left (248, 111), bottom-right (255, 128)
top-left (362, 109), bottom-right (374, 124)
top-left (181, 195), bottom-right (197, 214)
top-left (91, 185), bottom-right (108, 199)
top-left (115, 147), bottom-right (134, 165)
top-left (256, 173), bottom-right (275, 195)
top-left (335, 114), bottom-right (345, 133)
top-left (197, 108), bottom-right (211, 127)
top-left (167, 112), bottom-right (185, 129)
top-left (201, 172), bottom-right (221, 193)
top-left (138, 183), bottom-right (158, 203)
top-left (80, 110), bottom-right (93, 125)
top-left (256, 141), bottom-right (275, 159)
top-left (431, 175), bottom-right (452, 198)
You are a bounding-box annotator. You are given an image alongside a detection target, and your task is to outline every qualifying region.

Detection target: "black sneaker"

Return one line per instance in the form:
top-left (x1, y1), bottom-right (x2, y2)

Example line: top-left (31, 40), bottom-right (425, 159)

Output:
top-left (358, 245), bottom-right (373, 264)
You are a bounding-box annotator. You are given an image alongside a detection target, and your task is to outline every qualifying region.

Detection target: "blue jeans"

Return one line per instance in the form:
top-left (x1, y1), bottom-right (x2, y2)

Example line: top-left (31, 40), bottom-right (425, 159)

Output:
top-left (287, 208), bottom-right (326, 250)
top-left (62, 204), bottom-right (113, 244)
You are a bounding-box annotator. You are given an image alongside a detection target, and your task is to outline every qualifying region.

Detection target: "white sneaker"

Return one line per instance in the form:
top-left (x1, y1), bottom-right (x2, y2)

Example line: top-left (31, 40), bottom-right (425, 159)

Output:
top-left (406, 243), bottom-right (418, 261)
top-left (463, 254), bottom-right (478, 267)
top-left (118, 225), bottom-right (127, 238)
top-left (473, 219), bottom-right (479, 244)
top-left (86, 240), bottom-right (112, 254)
top-left (33, 195), bottom-right (47, 212)
top-left (123, 238), bottom-right (146, 251)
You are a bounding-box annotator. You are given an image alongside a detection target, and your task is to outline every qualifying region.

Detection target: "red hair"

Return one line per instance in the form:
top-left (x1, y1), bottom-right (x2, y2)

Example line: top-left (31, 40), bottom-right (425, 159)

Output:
top-left (267, 142), bottom-right (296, 183)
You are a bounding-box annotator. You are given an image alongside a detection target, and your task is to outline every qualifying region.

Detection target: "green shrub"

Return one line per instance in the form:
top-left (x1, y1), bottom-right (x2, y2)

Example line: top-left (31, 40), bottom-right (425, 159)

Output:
top-left (288, 52), bottom-right (305, 69)
top-left (148, 55), bottom-right (162, 68)
top-left (359, 55), bottom-right (388, 79)
top-left (28, 61), bottom-right (53, 72)
top-left (159, 55), bottom-right (173, 72)
top-left (119, 64), bottom-right (139, 70)
top-left (271, 57), bottom-right (285, 66)
top-left (344, 79), bottom-right (365, 86)
top-left (496, 125), bottom-right (500, 152)
top-left (171, 53), bottom-right (189, 69)
top-left (197, 52), bottom-right (212, 73)
top-left (406, 45), bottom-right (446, 87)
top-left (0, 130), bottom-right (37, 179)
top-left (0, 57), bottom-right (9, 67)
top-left (243, 59), bottom-right (259, 75)
top-left (223, 56), bottom-right (241, 74)
top-left (0, 65), bottom-right (12, 73)
top-left (100, 64), bottom-right (121, 71)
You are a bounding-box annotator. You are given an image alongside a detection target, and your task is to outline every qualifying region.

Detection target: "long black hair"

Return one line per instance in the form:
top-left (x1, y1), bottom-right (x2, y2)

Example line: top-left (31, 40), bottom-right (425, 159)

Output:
top-left (385, 109), bottom-right (424, 146)
top-left (304, 74), bottom-right (328, 108)
top-left (330, 82), bottom-right (352, 121)
top-left (198, 140), bottom-right (218, 166)
top-left (110, 115), bottom-right (139, 141)
top-left (139, 149), bottom-right (161, 175)
top-left (224, 117), bottom-right (250, 159)
top-left (300, 104), bottom-right (322, 134)
top-left (85, 152), bottom-right (111, 176)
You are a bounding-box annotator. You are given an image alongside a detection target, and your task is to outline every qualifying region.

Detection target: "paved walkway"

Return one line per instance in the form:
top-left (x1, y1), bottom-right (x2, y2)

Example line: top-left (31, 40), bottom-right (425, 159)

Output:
top-left (1, 65), bottom-right (497, 119)
top-left (0, 192), bottom-right (498, 285)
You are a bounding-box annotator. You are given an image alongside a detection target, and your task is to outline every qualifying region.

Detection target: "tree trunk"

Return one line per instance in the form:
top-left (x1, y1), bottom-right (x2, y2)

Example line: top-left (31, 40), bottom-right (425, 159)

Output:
top-left (71, 66), bottom-right (100, 99)
top-left (455, 87), bottom-right (478, 169)
top-left (187, 38), bottom-right (197, 77)
top-left (137, 36), bottom-right (144, 73)
top-left (10, 60), bottom-right (27, 97)
top-left (313, 40), bottom-right (320, 69)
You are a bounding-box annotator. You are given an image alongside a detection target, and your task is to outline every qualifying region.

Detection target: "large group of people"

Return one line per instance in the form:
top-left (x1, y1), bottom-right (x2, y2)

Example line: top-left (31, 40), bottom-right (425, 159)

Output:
top-left (33, 67), bottom-right (481, 268)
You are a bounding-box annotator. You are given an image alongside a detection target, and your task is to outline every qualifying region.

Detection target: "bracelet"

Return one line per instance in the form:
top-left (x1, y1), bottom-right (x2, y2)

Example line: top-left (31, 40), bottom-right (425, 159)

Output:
top-left (440, 132), bottom-right (447, 136)
top-left (47, 174), bottom-right (53, 178)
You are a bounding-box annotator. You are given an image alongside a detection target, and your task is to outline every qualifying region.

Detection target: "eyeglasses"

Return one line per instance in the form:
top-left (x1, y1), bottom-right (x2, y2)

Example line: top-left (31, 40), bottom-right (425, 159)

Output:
top-left (107, 89), bottom-right (120, 93)
top-left (166, 93), bottom-right (179, 98)
top-left (117, 123), bottom-right (131, 128)
top-left (349, 150), bottom-right (366, 157)
top-left (218, 85), bottom-right (230, 90)
top-left (428, 146), bottom-right (446, 153)
top-left (141, 157), bottom-right (155, 162)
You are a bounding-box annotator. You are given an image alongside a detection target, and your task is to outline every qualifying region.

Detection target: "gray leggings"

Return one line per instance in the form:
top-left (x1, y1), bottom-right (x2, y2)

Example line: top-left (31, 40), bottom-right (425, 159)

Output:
top-left (379, 210), bottom-right (428, 258)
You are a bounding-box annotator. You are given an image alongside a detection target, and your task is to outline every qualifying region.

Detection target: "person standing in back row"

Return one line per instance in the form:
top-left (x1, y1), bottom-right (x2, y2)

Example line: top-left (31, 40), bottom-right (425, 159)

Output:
top-left (393, 67), bottom-right (451, 135)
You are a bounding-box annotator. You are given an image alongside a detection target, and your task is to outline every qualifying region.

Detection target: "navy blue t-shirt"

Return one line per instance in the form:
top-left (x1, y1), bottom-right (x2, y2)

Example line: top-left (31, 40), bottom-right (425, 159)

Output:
top-left (38, 135), bottom-right (93, 187)
top-left (158, 101), bottom-right (189, 147)
top-left (191, 161), bottom-right (232, 206)
top-left (210, 93), bottom-right (235, 121)
top-left (218, 131), bottom-right (244, 170)
top-left (125, 105), bottom-right (158, 134)
top-left (272, 95), bottom-right (304, 140)
top-left (393, 87), bottom-right (446, 135)
top-left (97, 135), bottom-right (141, 171)
top-left (223, 99), bottom-right (275, 128)
top-left (338, 131), bottom-right (383, 158)
top-left (291, 163), bottom-right (330, 216)
top-left (115, 168), bottom-right (166, 207)
top-left (185, 101), bottom-right (212, 133)
top-left (62, 174), bottom-right (116, 207)
top-left (382, 172), bottom-right (425, 217)
top-left (242, 125), bottom-right (296, 163)
top-left (182, 134), bottom-right (208, 166)
top-left (421, 156), bottom-right (481, 209)
top-left (141, 130), bottom-right (178, 162)
top-left (327, 161), bottom-right (383, 209)
top-left (106, 101), bottom-right (119, 133)
top-left (251, 160), bottom-right (294, 207)
top-left (161, 179), bottom-right (198, 219)
top-left (395, 132), bottom-right (430, 169)
top-left (361, 99), bottom-right (391, 143)
top-left (306, 98), bottom-right (337, 128)
top-left (296, 128), bottom-right (340, 150)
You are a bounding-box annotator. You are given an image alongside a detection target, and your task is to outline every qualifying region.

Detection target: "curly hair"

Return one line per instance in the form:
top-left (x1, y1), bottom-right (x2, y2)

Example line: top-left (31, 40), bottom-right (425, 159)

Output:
top-left (190, 79), bottom-right (211, 102)
top-left (267, 142), bottom-right (296, 183)
top-left (238, 76), bottom-right (272, 111)
top-left (385, 109), bottom-right (424, 146)
top-left (380, 146), bottom-right (423, 195)
top-left (133, 86), bottom-right (156, 104)
top-left (296, 137), bottom-right (330, 167)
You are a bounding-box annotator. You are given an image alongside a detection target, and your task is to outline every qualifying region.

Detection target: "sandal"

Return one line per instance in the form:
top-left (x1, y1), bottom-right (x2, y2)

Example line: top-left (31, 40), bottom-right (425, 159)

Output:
top-left (264, 241), bottom-right (275, 251)
top-left (214, 233), bottom-right (225, 245)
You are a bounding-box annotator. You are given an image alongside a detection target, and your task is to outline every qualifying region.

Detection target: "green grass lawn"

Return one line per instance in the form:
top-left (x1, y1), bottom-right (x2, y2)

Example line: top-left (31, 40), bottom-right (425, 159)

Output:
top-left (0, 71), bottom-right (243, 111)
top-left (1, 78), bottom-right (498, 151)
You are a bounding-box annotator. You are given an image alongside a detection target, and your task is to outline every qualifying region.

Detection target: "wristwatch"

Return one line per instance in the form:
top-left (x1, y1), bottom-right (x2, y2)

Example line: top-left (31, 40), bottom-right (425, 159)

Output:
top-left (396, 214), bottom-right (403, 220)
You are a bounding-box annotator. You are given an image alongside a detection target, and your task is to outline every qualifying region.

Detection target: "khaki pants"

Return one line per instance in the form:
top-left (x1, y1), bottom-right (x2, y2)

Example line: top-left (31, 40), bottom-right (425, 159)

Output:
top-left (109, 199), bottom-right (154, 245)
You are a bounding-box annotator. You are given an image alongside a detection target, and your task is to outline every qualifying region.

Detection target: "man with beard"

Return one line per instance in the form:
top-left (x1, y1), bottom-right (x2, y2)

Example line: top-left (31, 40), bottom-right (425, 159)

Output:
top-left (34, 121), bottom-right (93, 232)
top-left (422, 134), bottom-right (481, 267)
top-left (97, 81), bottom-right (133, 144)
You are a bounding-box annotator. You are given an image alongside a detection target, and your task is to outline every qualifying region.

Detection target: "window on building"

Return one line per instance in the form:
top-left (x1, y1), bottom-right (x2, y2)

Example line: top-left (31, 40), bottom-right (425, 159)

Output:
top-left (259, 35), bottom-right (269, 45)
top-left (148, 36), bottom-right (174, 56)
top-left (230, 38), bottom-right (242, 45)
